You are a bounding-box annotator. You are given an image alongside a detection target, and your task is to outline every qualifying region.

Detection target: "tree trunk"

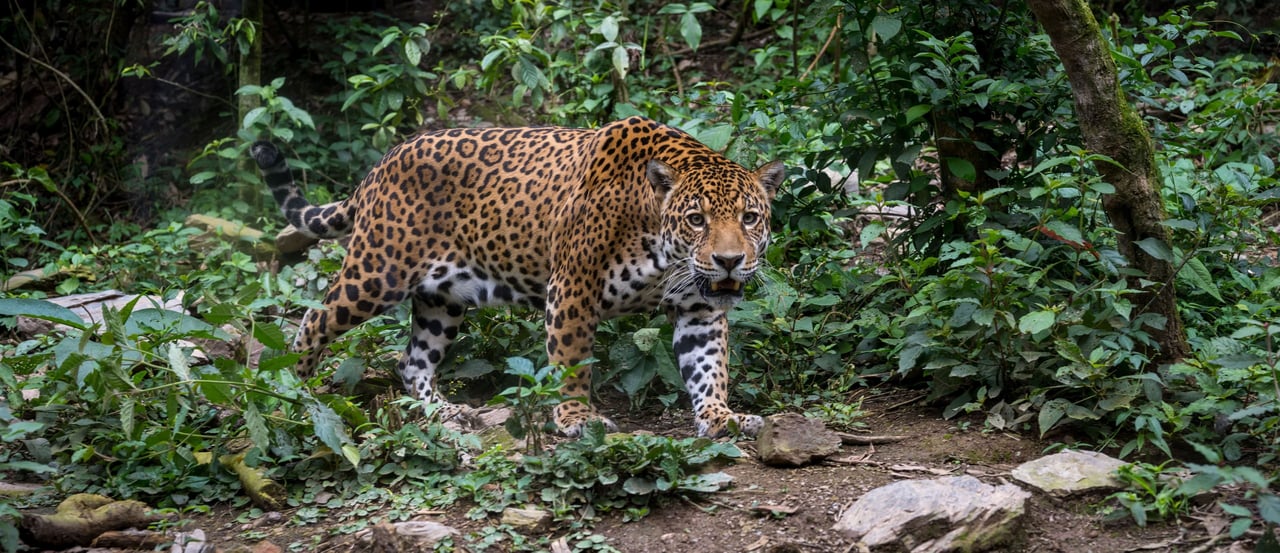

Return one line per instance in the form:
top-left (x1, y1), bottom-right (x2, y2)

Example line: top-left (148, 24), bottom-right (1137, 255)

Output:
top-left (1025, 0), bottom-right (1190, 364)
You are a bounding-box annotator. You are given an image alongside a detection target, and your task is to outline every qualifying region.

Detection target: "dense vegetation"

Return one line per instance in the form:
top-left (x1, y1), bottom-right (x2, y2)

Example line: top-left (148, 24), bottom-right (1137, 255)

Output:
top-left (2, 0), bottom-right (1280, 550)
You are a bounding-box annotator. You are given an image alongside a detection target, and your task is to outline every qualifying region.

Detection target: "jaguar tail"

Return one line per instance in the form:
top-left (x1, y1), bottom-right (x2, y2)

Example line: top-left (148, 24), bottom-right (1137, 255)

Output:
top-left (250, 141), bottom-right (352, 239)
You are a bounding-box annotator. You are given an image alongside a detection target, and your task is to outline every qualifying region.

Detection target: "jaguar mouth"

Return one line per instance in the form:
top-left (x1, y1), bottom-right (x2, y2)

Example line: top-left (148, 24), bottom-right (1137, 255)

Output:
top-left (703, 278), bottom-right (744, 298)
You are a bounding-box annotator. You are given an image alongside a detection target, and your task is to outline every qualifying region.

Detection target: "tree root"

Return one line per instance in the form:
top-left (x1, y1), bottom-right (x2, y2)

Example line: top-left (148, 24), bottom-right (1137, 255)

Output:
top-left (19, 493), bottom-right (161, 549)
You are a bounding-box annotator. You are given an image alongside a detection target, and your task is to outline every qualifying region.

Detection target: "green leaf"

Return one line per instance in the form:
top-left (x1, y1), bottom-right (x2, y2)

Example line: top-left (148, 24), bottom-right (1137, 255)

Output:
top-left (121, 396), bottom-right (136, 439)
top-left (506, 356), bottom-right (536, 377)
top-left (404, 38), bottom-right (422, 66)
top-left (1038, 398), bottom-right (1070, 437)
top-left (697, 124), bottom-right (733, 152)
top-left (754, 0), bottom-right (772, 20)
top-left (125, 309), bottom-right (230, 340)
top-left (1135, 237), bottom-right (1174, 263)
top-left (1042, 220), bottom-right (1083, 245)
top-left (253, 323), bottom-right (289, 351)
top-left (0, 460), bottom-right (56, 474)
top-left (898, 344), bottom-right (923, 374)
top-left (1177, 257), bottom-right (1222, 301)
top-left (515, 56), bottom-right (548, 91)
top-left (307, 401), bottom-right (357, 468)
top-left (1219, 502), bottom-right (1252, 517)
top-left (870, 15), bottom-right (902, 41)
top-left (450, 358), bottom-right (497, 379)
top-left (944, 157), bottom-right (977, 183)
top-left (244, 402), bottom-right (270, 453)
top-left (373, 31), bottom-right (398, 55)
top-left (623, 476), bottom-right (656, 495)
top-left (679, 472), bottom-right (733, 492)
top-left (241, 106), bottom-right (268, 130)
top-left (1018, 310), bottom-right (1056, 334)
top-left (680, 12), bottom-right (703, 51)
top-left (859, 221), bottom-right (887, 248)
top-left (600, 15), bottom-right (619, 42)
top-left (168, 344), bottom-right (192, 383)
top-left (189, 171), bottom-right (218, 185)
top-left (904, 104), bottom-right (931, 124)
top-left (612, 45), bottom-right (629, 78)
top-left (0, 298), bottom-right (87, 330)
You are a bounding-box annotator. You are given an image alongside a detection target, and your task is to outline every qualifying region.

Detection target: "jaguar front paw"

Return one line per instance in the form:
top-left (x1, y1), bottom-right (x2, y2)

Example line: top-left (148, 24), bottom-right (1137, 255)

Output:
top-left (697, 410), bottom-right (763, 439)
top-left (554, 400), bottom-right (618, 438)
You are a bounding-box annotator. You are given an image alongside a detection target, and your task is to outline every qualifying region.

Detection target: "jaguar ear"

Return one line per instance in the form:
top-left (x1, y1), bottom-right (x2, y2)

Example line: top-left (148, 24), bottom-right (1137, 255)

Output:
top-left (756, 160), bottom-right (786, 200)
top-left (646, 159), bottom-right (678, 197)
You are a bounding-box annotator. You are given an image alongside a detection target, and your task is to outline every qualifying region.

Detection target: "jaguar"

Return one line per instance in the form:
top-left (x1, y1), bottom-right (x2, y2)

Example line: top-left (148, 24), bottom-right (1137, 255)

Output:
top-left (250, 116), bottom-right (784, 438)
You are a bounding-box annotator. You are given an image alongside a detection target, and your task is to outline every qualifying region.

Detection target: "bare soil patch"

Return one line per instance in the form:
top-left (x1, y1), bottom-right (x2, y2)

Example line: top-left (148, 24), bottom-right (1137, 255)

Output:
top-left (166, 389), bottom-right (1213, 553)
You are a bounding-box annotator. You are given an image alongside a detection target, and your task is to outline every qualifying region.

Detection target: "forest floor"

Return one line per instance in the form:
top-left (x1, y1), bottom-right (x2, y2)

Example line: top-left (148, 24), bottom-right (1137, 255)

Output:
top-left (182, 389), bottom-right (1242, 553)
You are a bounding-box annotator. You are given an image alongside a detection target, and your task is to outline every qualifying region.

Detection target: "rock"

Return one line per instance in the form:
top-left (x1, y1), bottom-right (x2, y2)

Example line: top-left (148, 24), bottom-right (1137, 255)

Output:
top-left (501, 507), bottom-right (551, 532)
top-left (833, 475), bottom-right (1030, 552)
top-left (169, 528), bottom-right (214, 553)
top-left (756, 413), bottom-right (841, 467)
top-left (0, 482), bottom-right (43, 497)
top-left (273, 224), bottom-right (320, 254)
top-left (1010, 449), bottom-right (1127, 496)
top-left (368, 521), bottom-right (459, 552)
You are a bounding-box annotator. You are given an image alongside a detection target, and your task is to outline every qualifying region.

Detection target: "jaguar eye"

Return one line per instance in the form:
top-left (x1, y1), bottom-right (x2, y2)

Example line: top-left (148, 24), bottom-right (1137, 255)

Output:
top-left (686, 213), bottom-right (706, 227)
top-left (742, 212), bottom-right (760, 225)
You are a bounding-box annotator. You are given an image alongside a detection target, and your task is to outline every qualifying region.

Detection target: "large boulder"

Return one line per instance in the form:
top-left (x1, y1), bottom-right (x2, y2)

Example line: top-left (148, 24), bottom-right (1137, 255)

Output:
top-left (1010, 449), bottom-right (1127, 497)
top-left (833, 475), bottom-right (1030, 552)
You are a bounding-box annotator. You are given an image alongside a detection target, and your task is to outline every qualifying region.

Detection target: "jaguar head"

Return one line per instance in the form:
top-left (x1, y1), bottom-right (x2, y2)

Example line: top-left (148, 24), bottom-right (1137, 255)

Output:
top-left (651, 158), bottom-right (786, 308)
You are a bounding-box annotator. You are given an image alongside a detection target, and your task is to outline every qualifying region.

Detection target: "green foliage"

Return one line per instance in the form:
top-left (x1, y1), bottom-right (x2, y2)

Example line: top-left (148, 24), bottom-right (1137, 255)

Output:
top-left (332, 21), bottom-right (436, 150)
top-left (8, 0), bottom-right (1280, 540)
top-left (1106, 461), bottom-right (1194, 526)
top-left (730, 259), bottom-right (862, 407)
top-left (600, 321), bottom-right (684, 409)
top-left (160, 1), bottom-right (258, 68)
top-left (1181, 462), bottom-right (1280, 540)
top-left (462, 422), bottom-right (740, 520)
top-left (491, 357), bottom-right (569, 452)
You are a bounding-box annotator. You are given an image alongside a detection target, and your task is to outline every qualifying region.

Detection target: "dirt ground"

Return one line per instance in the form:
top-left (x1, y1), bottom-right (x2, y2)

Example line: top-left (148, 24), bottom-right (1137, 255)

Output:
top-left (175, 389), bottom-right (1250, 553)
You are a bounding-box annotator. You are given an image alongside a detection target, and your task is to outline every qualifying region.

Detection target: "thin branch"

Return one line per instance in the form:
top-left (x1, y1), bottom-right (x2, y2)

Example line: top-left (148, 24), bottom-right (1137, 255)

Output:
top-left (801, 13), bottom-right (842, 81)
top-left (0, 33), bottom-right (108, 130)
top-left (4, 177), bottom-right (98, 245)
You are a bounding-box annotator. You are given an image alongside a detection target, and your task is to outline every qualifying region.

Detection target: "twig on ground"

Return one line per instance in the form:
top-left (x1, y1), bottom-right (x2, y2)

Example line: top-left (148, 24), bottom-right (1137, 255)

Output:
top-left (837, 432), bottom-right (910, 445)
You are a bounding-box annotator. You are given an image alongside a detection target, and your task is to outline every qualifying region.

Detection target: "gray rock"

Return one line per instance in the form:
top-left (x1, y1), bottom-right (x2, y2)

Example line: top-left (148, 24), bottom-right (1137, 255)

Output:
top-left (756, 413), bottom-right (841, 467)
top-left (273, 224), bottom-right (320, 254)
top-left (501, 507), bottom-right (551, 532)
top-left (1011, 449), bottom-right (1127, 496)
top-left (368, 520), bottom-right (459, 551)
top-left (833, 475), bottom-right (1030, 552)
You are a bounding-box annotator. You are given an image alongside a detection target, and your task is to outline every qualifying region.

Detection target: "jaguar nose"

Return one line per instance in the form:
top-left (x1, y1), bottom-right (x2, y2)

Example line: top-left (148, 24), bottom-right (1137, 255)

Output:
top-left (712, 253), bottom-right (744, 272)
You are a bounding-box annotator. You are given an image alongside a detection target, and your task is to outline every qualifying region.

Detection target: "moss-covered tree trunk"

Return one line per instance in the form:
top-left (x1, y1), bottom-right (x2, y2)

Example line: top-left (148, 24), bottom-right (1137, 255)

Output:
top-left (238, 0), bottom-right (263, 126)
top-left (1025, 0), bottom-right (1190, 364)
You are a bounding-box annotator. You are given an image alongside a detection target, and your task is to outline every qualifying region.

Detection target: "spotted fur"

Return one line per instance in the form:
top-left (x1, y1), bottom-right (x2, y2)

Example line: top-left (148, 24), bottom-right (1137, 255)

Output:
top-left (251, 117), bottom-right (784, 438)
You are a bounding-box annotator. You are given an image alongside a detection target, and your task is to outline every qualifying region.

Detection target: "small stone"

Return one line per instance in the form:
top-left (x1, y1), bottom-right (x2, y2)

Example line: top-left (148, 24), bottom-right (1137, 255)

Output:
top-left (501, 507), bottom-right (551, 532)
top-left (273, 225), bottom-right (319, 254)
top-left (756, 414), bottom-right (841, 467)
top-left (1011, 450), bottom-right (1127, 497)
